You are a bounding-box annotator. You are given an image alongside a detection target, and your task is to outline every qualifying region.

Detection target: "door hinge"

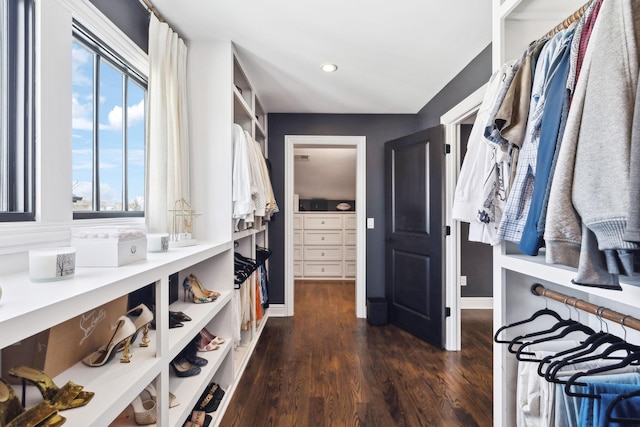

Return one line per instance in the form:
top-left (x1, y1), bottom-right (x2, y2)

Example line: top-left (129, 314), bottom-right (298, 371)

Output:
top-left (445, 225), bottom-right (451, 236)
top-left (445, 143), bottom-right (451, 154)
top-left (445, 307), bottom-right (451, 317)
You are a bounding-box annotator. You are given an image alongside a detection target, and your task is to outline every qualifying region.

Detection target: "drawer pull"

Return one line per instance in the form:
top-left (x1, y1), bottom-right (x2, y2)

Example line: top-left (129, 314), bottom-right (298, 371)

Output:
top-left (321, 252), bottom-right (325, 256)
top-left (321, 267), bottom-right (325, 272)
top-left (321, 236), bottom-right (325, 240)
top-left (321, 221), bottom-right (325, 224)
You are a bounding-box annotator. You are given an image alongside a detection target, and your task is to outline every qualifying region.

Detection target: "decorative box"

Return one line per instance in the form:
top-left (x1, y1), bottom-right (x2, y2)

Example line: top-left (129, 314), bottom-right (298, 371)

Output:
top-left (71, 227), bottom-right (147, 267)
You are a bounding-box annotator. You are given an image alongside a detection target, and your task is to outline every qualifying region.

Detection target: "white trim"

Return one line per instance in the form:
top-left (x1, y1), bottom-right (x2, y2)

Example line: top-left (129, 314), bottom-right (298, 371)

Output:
top-left (284, 135), bottom-right (367, 318)
top-left (267, 304), bottom-right (287, 317)
top-left (440, 84), bottom-right (486, 351)
top-left (461, 297), bottom-right (493, 310)
top-left (56, 0), bottom-right (148, 75)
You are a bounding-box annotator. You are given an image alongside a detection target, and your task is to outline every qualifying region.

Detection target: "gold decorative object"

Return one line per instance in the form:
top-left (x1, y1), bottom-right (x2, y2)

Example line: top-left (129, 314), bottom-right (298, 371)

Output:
top-left (169, 198), bottom-right (200, 247)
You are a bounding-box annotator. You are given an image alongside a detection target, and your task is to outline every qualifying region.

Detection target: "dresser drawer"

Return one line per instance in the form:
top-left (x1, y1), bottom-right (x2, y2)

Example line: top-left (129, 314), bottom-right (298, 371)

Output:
top-left (303, 261), bottom-right (343, 277)
top-left (303, 215), bottom-right (343, 229)
top-left (344, 214), bottom-right (356, 230)
top-left (344, 246), bottom-right (356, 261)
top-left (293, 230), bottom-right (302, 245)
top-left (294, 215), bottom-right (303, 230)
top-left (345, 230), bottom-right (356, 245)
top-left (303, 230), bottom-right (342, 245)
top-left (345, 261), bottom-right (356, 277)
top-left (294, 246), bottom-right (303, 261)
top-left (304, 246), bottom-right (343, 261)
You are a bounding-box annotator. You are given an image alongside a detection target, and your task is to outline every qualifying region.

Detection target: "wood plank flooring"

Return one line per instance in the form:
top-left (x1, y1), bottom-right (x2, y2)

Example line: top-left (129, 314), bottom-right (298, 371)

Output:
top-left (220, 280), bottom-right (493, 427)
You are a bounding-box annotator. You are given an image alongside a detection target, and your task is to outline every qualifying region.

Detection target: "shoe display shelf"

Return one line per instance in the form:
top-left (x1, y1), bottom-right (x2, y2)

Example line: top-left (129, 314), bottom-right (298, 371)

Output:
top-left (0, 240), bottom-right (235, 427)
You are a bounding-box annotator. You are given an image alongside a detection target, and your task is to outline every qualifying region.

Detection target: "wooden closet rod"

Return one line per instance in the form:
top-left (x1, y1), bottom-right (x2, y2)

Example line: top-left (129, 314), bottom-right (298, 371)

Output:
top-left (531, 283), bottom-right (640, 332)
top-left (542, 0), bottom-right (593, 38)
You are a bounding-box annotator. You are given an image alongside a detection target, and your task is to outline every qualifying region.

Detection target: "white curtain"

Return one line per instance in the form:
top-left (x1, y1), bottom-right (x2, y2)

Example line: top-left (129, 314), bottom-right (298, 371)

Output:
top-left (146, 15), bottom-right (190, 234)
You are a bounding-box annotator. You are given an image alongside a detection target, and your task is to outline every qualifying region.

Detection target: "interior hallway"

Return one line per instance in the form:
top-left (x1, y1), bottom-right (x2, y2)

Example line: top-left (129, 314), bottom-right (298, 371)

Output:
top-left (221, 280), bottom-right (493, 426)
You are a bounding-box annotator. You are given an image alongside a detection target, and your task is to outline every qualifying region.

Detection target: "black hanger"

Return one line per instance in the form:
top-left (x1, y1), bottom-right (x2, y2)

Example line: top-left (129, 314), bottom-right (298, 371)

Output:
top-left (515, 320), bottom-right (595, 361)
top-left (494, 307), bottom-right (563, 344)
top-left (605, 389), bottom-right (640, 424)
top-left (538, 330), bottom-right (610, 379)
top-left (563, 350), bottom-right (640, 398)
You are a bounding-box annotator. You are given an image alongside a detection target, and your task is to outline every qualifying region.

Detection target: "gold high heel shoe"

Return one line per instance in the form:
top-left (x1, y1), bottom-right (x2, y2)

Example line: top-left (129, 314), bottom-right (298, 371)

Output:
top-left (82, 315), bottom-right (136, 366)
top-left (0, 378), bottom-right (65, 427)
top-left (125, 304), bottom-right (153, 348)
top-left (188, 274), bottom-right (220, 299)
top-left (8, 366), bottom-right (94, 410)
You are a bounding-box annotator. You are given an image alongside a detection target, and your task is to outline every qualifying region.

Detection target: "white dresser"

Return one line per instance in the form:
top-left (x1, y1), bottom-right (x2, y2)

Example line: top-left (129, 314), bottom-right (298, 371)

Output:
top-left (294, 212), bottom-right (356, 279)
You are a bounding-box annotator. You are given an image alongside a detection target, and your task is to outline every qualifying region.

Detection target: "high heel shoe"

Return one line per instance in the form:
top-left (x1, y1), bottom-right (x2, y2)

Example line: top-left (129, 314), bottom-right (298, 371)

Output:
top-left (126, 304), bottom-right (154, 348)
top-left (188, 274), bottom-right (221, 299)
top-left (82, 315), bottom-right (136, 366)
top-left (8, 366), bottom-right (94, 410)
top-left (131, 395), bottom-right (156, 425)
top-left (0, 378), bottom-right (65, 427)
top-left (200, 328), bottom-right (225, 345)
top-left (182, 277), bottom-right (215, 304)
top-left (141, 383), bottom-right (179, 408)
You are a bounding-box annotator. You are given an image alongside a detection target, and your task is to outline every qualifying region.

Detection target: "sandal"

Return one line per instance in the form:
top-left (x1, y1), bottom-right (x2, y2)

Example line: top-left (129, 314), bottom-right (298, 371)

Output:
top-left (8, 366), bottom-right (94, 410)
top-left (200, 328), bottom-right (225, 345)
top-left (0, 378), bottom-right (65, 426)
top-left (195, 383), bottom-right (225, 413)
top-left (196, 333), bottom-right (220, 352)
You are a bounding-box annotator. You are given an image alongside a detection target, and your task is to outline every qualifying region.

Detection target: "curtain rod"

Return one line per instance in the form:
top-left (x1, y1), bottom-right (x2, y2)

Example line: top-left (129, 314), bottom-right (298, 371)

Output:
top-left (542, 0), bottom-right (593, 38)
top-left (531, 284), bottom-right (640, 332)
top-left (140, 0), bottom-right (163, 22)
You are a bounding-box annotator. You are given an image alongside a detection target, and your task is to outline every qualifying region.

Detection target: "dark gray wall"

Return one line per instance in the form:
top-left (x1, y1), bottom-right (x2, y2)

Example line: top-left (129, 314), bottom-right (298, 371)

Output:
top-left (417, 44), bottom-right (492, 129)
top-left (89, 0), bottom-right (149, 53)
top-left (267, 115), bottom-right (418, 303)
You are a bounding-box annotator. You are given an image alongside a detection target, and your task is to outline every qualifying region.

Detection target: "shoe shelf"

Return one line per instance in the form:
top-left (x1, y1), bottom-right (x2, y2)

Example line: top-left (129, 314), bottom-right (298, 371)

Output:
top-left (0, 240), bottom-right (236, 427)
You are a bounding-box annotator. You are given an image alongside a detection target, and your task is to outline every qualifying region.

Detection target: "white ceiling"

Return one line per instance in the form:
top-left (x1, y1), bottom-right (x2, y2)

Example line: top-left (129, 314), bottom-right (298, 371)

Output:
top-left (149, 0), bottom-right (492, 114)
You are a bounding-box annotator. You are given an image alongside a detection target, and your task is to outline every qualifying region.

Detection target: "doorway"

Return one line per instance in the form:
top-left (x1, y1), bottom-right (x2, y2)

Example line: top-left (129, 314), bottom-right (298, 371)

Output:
top-left (441, 84), bottom-right (492, 351)
top-left (284, 135), bottom-right (367, 318)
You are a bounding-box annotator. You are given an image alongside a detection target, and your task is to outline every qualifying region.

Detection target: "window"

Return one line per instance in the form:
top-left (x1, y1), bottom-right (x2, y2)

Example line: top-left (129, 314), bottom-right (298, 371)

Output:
top-left (72, 25), bottom-right (146, 218)
top-left (0, 0), bottom-right (35, 221)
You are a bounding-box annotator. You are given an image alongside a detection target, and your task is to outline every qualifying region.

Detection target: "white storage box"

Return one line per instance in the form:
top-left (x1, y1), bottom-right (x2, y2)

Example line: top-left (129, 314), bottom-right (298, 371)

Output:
top-left (71, 227), bottom-right (147, 267)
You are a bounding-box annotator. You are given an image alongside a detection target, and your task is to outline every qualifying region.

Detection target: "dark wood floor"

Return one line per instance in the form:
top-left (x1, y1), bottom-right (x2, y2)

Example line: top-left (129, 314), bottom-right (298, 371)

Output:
top-left (221, 281), bottom-right (493, 427)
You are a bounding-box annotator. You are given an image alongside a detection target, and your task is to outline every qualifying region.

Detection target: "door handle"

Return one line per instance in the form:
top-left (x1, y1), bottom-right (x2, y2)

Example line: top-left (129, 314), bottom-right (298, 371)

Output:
top-left (386, 238), bottom-right (393, 244)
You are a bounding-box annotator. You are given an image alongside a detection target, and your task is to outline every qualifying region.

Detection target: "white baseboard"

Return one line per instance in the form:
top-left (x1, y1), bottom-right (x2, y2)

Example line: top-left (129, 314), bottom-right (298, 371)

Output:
top-left (461, 297), bottom-right (493, 310)
top-left (267, 303), bottom-right (288, 317)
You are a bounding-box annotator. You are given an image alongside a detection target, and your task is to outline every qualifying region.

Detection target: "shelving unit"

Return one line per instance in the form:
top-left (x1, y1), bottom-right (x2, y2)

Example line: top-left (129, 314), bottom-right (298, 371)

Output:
top-left (491, 1), bottom-right (640, 425)
top-left (0, 242), bottom-right (235, 427)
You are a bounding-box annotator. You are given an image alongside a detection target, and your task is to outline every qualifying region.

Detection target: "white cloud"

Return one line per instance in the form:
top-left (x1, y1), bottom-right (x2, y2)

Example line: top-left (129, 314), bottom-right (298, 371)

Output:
top-left (72, 45), bottom-right (93, 87)
top-left (101, 99), bottom-right (145, 131)
top-left (128, 100), bottom-right (145, 126)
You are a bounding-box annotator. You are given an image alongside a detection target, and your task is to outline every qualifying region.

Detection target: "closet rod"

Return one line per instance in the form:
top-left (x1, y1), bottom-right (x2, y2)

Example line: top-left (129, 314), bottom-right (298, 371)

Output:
top-left (531, 283), bottom-right (640, 332)
top-left (542, 0), bottom-right (593, 38)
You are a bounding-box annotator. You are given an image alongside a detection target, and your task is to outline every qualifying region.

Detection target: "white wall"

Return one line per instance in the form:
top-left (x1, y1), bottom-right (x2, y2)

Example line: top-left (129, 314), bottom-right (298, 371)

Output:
top-left (294, 147), bottom-right (356, 200)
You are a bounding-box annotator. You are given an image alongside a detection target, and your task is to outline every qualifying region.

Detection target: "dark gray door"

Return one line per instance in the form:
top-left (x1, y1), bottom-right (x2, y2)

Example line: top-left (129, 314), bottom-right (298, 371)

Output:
top-left (384, 126), bottom-right (445, 348)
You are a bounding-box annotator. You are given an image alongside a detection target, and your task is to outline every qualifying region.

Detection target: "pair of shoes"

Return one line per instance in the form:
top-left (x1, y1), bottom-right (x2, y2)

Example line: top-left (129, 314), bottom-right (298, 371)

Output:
top-left (126, 304), bottom-right (154, 348)
top-left (182, 276), bottom-right (216, 304)
top-left (183, 335), bottom-right (208, 367)
top-left (170, 311), bottom-right (191, 322)
top-left (195, 383), bottom-right (225, 413)
top-left (131, 395), bottom-right (155, 425)
top-left (141, 383), bottom-right (179, 408)
top-left (0, 378), bottom-right (66, 426)
top-left (182, 274), bottom-right (221, 304)
top-left (7, 366), bottom-right (94, 410)
top-left (170, 355), bottom-right (201, 378)
top-left (197, 329), bottom-right (224, 352)
top-left (184, 410), bottom-right (212, 427)
top-left (82, 315), bottom-right (136, 366)
top-left (83, 304), bottom-right (154, 367)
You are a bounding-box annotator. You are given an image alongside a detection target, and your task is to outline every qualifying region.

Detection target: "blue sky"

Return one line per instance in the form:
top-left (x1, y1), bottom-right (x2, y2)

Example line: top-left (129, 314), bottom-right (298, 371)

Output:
top-left (71, 40), bottom-right (145, 209)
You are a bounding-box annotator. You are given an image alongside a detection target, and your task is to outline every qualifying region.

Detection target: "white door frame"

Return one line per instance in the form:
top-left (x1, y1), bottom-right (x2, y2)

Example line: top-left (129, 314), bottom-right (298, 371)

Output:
top-left (283, 135), bottom-right (367, 318)
top-left (440, 84), bottom-right (486, 351)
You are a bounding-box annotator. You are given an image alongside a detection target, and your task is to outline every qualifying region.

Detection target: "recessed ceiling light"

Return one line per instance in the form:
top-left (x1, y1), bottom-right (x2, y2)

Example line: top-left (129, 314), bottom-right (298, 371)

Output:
top-left (321, 63), bottom-right (338, 73)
